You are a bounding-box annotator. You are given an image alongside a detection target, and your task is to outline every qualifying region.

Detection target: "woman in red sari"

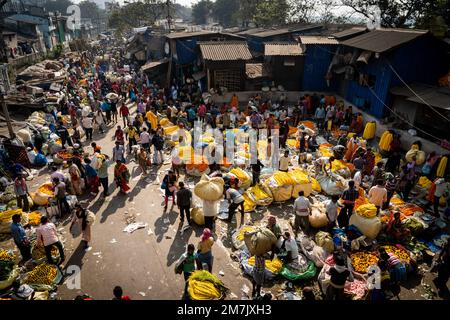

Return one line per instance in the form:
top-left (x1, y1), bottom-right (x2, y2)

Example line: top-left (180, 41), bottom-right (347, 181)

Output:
top-left (114, 160), bottom-right (130, 193)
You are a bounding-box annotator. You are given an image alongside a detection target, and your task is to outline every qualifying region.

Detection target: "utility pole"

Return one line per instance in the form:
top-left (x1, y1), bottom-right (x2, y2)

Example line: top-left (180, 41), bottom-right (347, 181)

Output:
top-left (0, 64), bottom-right (15, 139)
top-left (166, 0), bottom-right (172, 32)
top-left (0, 94), bottom-right (15, 139)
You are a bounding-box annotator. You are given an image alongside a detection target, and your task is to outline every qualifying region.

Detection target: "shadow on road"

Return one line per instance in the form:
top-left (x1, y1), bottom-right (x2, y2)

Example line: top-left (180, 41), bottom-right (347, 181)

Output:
top-left (63, 241), bottom-right (88, 271)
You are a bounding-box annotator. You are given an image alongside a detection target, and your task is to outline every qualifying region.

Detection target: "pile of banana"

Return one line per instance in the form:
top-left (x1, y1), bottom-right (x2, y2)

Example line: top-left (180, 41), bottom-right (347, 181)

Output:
top-left (187, 270), bottom-right (228, 300)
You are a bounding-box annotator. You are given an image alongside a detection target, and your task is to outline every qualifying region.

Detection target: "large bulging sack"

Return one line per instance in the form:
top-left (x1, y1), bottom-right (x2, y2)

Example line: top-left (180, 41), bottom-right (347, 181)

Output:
top-left (405, 149), bottom-right (426, 165)
top-left (316, 173), bottom-right (347, 196)
top-left (363, 122), bottom-right (376, 140)
top-left (292, 183), bottom-right (313, 199)
top-left (247, 183), bottom-right (273, 206)
top-left (309, 204), bottom-right (328, 228)
top-left (349, 213), bottom-right (382, 239)
top-left (194, 174), bottom-right (224, 201)
top-left (315, 231), bottom-right (334, 253)
top-left (230, 168), bottom-right (252, 190)
top-left (17, 129), bottom-right (32, 143)
top-left (191, 207), bottom-right (205, 226)
top-left (269, 185), bottom-right (293, 202)
top-left (244, 227), bottom-right (277, 256)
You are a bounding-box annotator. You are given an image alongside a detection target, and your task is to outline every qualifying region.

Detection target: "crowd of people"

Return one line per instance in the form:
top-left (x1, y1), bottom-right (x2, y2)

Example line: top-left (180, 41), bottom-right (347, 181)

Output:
top-left (1, 37), bottom-right (449, 301)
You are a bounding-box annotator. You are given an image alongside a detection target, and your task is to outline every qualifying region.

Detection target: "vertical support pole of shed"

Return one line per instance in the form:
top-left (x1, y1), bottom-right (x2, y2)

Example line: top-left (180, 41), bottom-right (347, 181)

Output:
top-left (1, 94), bottom-right (15, 139)
top-left (207, 68), bottom-right (211, 91)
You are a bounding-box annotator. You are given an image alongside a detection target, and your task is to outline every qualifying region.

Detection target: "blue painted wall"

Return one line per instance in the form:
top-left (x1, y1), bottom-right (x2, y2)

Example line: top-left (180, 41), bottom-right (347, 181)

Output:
top-left (343, 35), bottom-right (447, 119)
top-left (302, 44), bottom-right (338, 92)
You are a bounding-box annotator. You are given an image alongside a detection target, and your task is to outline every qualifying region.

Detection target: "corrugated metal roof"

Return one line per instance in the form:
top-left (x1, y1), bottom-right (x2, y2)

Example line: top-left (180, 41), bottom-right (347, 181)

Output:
top-left (407, 87), bottom-right (450, 110)
top-left (250, 24), bottom-right (322, 38)
top-left (332, 27), bottom-right (367, 40)
top-left (390, 83), bottom-right (433, 97)
top-left (165, 30), bottom-right (216, 39)
top-left (341, 28), bottom-right (428, 53)
top-left (141, 58), bottom-right (169, 72)
top-left (299, 36), bottom-right (338, 45)
top-left (199, 41), bottom-right (252, 61)
top-left (245, 63), bottom-right (271, 79)
top-left (264, 42), bottom-right (303, 56)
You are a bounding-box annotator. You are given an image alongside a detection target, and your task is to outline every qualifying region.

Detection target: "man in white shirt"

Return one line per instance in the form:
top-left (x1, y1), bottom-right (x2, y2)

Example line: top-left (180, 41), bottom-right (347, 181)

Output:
top-left (326, 195), bottom-right (341, 232)
top-left (36, 216), bottom-right (65, 265)
top-left (293, 190), bottom-right (311, 235)
top-left (139, 127), bottom-right (151, 152)
top-left (353, 170), bottom-right (363, 190)
top-left (279, 150), bottom-right (291, 172)
top-left (314, 156), bottom-right (335, 176)
top-left (81, 116), bottom-right (93, 141)
top-left (202, 199), bottom-right (218, 230)
top-left (368, 179), bottom-right (387, 212)
top-left (280, 232), bottom-right (299, 262)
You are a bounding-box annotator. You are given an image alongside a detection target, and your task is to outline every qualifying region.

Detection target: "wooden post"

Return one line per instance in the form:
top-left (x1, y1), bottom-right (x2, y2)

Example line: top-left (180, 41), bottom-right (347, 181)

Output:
top-left (1, 94), bottom-right (15, 139)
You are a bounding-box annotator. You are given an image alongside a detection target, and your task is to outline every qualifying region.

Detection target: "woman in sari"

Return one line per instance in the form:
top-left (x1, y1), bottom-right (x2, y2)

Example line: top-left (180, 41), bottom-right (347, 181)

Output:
top-left (196, 228), bottom-right (214, 272)
top-left (68, 159), bottom-right (83, 195)
top-left (138, 147), bottom-right (148, 175)
top-left (114, 160), bottom-right (130, 193)
top-left (70, 204), bottom-right (95, 250)
top-left (386, 210), bottom-right (410, 243)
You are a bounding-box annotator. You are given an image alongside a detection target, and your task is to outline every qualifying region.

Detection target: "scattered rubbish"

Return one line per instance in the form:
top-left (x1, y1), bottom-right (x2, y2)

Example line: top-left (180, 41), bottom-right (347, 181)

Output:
top-left (219, 270), bottom-right (225, 276)
top-left (230, 293), bottom-right (238, 299)
top-left (147, 228), bottom-right (154, 235)
top-left (93, 252), bottom-right (102, 256)
top-left (123, 222), bottom-right (148, 233)
top-left (139, 292), bottom-right (146, 297)
top-left (148, 286), bottom-right (152, 290)
top-left (163, 218), bottom-right (170, 224)
top-left (110, 238), bottom-right (117, 244)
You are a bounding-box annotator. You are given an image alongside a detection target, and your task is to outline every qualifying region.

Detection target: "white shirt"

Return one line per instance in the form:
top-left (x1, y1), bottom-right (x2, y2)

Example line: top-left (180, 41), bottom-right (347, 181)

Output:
top-left (293, 196), bottom-right (311, 216)
top-left (435, 181), bottom-right (448, 197)
top-left (354, 171), bottom-right (362, 189)
top-left (279, 156), bottom-right (290, 171)
top-left (140, 131), bottom-right (151, 144)
top-left (82, 117), bottom-right (93, 129)
top-left (325, 200), bottom-right (339, 222)
top-left (284, 238), bottom-right (299, 260)
top-left (202, 200), bottom-right (218, 217)
top-left (226, 188), bottom-right (244, 204)
top-left (368, 185), bottom-right (388, 207)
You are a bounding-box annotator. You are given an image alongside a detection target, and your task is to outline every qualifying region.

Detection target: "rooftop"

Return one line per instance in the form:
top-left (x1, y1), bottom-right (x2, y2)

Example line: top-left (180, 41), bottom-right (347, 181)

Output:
top-left (199, 41), bottom-right (252, 61)
top-left (165, 30), bottom-right (216, 39)
top-left (391, 83), bottom-right (450, 110)
top-left (298, 36), bottom-right (339, 45)
top-left (250, 24), bottom-right (323, 38)
top-left (264, 42), bottom-right (303, 56)
top-left (341, 28), bottom-right (429, 53)
top-left (331, 27), bottom-right (367, 40)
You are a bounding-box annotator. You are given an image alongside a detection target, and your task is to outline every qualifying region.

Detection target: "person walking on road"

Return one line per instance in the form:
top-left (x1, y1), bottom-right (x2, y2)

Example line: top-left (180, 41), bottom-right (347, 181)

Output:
top-left (70, 204), bottom-right (95, 251)
top-left (176, 182), bottom-right (192, 225)
top-left (196, 228), bottom-right (214, 272)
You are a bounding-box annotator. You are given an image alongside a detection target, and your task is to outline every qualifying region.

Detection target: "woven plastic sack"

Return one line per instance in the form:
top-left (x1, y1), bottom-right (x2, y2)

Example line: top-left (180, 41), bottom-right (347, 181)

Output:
top-left (232, 226), bottom-right (256, 250)
top-left (309, 205), bottom-right (328, 228)
top-left (244, 227), bottom-right (277, 256)
top-left (311, 178), bottom-right (321, 192)
top-left (280, 260), bottom-right (316, 281)
top-left (267, 184), bottom-right (293, 202)
top-left (246, 183), bottom-right (273, 206)
top-left (0, 266), bottom-right (19, 290)
top-left (349, 214), bottom-right (382, 239)
top-left (315, 231), bottom-right (334, 253)
top-left (230, 168), bottom-right (251, 190)
top-left (271, 171), bottom-right (296, 186)
top-left (316, 173), bottom-right (347, 196)
top-left (243, 193), bottom-right (256, 212)
top-left (194, 174), bottom-right (224, 201)
top-left (298, 234), bottom-right (327, 268)
top-left (191, 207), bottom-right (205, 226)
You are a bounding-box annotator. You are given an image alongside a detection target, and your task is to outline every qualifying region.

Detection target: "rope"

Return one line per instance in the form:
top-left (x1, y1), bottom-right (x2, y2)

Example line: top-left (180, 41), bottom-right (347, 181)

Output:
top-left (366, 85), bottom-right (442, 142)
top-left (387, 62), bottom-right (450, 123)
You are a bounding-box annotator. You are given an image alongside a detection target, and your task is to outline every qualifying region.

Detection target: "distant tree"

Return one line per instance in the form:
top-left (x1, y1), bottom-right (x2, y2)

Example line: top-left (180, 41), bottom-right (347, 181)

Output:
top-left (288, 0), bottom-right (316, 23)
top-left (254, 0), bottom-right (289, 27)
top-left (340, 0), bottom-right (439, 28)
top-left (43, 0), bottom-right (74, 14)
top-left (238, 0), bottom-right (262, 27)
top-left (191, 0), bottom-right (214, 25)
top-left (212, 0), bottom-right (240, 27)
top-left (78, 0), bottom-right (102, 20)
top-left (416, 0), bottom-right (449, 38)
top-left (107, 0), bottom-right (165, 32)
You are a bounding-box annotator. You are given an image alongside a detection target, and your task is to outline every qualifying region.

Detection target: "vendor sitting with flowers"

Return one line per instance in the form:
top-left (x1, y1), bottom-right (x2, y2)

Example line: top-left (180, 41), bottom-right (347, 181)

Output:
top-left (386, 210), bottom-right (411, 243)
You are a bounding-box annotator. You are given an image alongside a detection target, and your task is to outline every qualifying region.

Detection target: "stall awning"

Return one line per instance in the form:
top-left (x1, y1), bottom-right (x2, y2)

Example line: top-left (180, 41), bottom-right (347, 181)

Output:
top-left (141, 58), bottom-right (169, 72)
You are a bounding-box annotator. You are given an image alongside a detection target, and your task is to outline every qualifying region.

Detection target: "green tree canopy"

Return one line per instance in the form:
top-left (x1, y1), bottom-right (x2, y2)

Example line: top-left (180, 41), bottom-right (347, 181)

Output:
top-left (192, 0), bottom-right (214, 25)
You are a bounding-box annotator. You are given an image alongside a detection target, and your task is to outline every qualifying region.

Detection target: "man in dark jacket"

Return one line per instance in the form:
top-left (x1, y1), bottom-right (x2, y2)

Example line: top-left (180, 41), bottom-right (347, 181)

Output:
top-left (56, 121), bottom-right (73, 149)
top-left (176, 182), bottom-right (192, 225)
